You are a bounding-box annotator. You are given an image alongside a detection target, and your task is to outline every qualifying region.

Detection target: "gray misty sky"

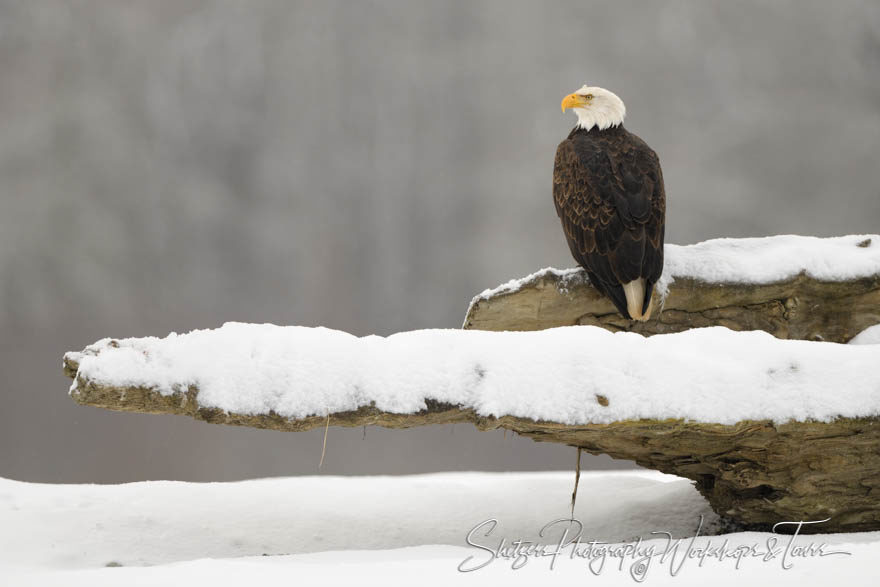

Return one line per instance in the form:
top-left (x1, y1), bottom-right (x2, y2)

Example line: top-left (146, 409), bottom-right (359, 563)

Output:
top-left (1, 0), bottom-right (879, 482)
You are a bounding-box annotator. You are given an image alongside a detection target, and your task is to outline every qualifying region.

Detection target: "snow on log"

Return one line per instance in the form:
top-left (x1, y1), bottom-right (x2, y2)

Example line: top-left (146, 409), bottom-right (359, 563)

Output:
top-left (464, 234), bottom-right (880, 341)
top-left (64, 322), bottom-right (880, 533)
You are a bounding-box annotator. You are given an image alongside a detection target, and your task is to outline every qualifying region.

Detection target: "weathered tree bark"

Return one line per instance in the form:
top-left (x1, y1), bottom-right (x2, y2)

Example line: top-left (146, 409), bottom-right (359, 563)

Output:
top-left (463, 270), bottom-right (880, 343)
top-left (64, 351), bottom-right (880, 534)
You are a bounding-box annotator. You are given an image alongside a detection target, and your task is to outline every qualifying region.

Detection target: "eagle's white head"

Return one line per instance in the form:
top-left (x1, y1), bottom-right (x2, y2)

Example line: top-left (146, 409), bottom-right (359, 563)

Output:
top-left (561, 85), bottom-right (626, 131)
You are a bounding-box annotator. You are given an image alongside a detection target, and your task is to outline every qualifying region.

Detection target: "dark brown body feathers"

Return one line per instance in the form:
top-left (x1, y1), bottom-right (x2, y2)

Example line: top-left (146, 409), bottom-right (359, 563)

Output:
top-left (552, 125), bottom-right (666, 319)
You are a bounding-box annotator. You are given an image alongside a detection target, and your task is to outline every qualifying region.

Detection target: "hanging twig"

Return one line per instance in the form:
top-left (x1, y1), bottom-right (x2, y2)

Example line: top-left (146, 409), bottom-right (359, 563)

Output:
top-left (570, 447), bottom-right (583, 519)
top-left (319, 413), bottom-right (330, 469)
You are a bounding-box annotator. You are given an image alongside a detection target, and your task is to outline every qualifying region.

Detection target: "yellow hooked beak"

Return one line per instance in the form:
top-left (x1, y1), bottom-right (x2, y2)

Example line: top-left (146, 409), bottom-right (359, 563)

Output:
top-left (561, 93), bottom-right (589, 113)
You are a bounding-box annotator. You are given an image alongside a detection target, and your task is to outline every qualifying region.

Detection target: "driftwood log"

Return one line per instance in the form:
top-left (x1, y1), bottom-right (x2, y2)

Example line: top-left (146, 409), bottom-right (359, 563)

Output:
top-left (64, 351), bottom-right (880, 534)
top-left (63, 241), bottom-right (880, 534)
top-left (464, 269), bottom-right (880, 344)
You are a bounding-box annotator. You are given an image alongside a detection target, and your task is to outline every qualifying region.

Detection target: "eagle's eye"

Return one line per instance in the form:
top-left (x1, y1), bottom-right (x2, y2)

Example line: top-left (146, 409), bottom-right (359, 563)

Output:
top-left (585, 94), bottom-right (594, 99)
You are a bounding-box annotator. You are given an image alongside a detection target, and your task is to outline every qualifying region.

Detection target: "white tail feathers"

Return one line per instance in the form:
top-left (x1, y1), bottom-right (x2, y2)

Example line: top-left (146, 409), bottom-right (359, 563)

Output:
top-left (622, 278), bottom-right (652, 322)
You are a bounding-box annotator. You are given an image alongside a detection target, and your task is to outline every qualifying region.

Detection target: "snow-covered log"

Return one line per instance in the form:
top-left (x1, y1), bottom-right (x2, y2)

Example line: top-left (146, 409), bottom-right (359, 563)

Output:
top-left (64, 322), bottom-right (880, 533)
top-left (464, 235), bottom-right (880, 342)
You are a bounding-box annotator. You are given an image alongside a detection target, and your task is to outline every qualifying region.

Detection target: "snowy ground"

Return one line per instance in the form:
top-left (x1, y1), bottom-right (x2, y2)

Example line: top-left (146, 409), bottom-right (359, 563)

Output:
top-left (1, 471), bottom-right (876, 586)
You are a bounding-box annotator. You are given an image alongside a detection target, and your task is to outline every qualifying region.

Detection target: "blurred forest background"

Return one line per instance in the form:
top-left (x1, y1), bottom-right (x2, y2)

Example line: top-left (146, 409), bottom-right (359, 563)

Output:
top-left (2, 1), bottom-right (879, 482)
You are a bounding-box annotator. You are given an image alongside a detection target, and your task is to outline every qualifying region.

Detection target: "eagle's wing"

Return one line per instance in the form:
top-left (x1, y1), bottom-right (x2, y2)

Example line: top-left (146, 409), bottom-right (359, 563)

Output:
top-left (553, 136), bottom-right (665, 318)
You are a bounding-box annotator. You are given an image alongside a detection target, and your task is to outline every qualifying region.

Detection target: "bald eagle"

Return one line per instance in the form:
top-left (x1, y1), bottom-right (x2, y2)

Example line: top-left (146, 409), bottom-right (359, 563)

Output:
top-left (554, 85), bottom-right (666, 321)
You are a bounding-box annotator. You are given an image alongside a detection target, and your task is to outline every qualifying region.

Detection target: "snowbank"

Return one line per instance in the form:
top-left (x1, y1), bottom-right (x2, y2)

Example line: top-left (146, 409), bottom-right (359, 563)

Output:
top-left (1, 472), bottom-right (875, 586)
top-left (67, 323), bottom-right (880, 425)
top-left (0, 471), bottom-right (705, 570)
top-left (471, 234), bottom-right (880, 303)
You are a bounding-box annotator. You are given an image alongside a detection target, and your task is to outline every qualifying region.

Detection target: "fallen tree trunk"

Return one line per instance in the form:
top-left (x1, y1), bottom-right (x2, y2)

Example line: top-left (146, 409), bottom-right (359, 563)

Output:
top-left (64, 349), bottom-right (880, 534)
top-left (464, 271), bottom-right (880, 342)
top-left (62, 236), bottom-right (880, 533)
top-left (464, 235), bottom-right (880, 342)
